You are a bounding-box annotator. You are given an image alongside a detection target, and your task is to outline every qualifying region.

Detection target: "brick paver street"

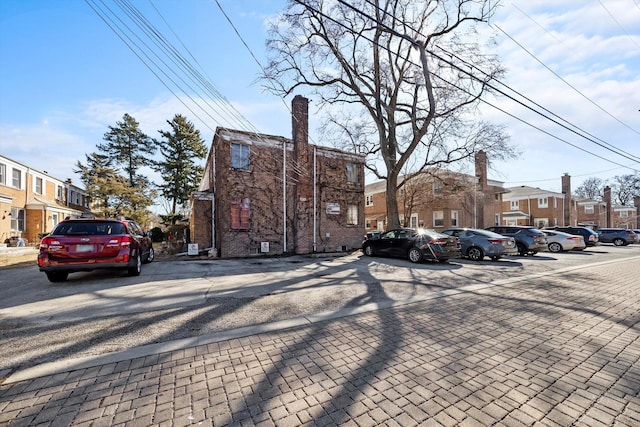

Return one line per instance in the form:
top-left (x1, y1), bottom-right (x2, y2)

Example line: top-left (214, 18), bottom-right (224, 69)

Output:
top-left (1, 257), bottom-right (639, 426)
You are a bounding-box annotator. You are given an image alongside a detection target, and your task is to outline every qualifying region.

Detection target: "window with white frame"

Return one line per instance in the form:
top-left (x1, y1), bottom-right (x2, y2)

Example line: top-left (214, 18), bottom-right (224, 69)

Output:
top-left (585, 205), bottom-right (594, 214)
top-left (510, 200), bottom-right (519, 210)
top-left (346, 163), bottom-right (358, 183)
top-left (12, 168), bottom-right (21, 189)
top-left (365, 219), bottom-right (371, 228)
top-left (620, 210), bottom-right (628, 218)
top-left (451, 210), bottom-right (459, 227)
top-left (35, 177), bottom-right (43, 194)
top-left (553, 198), bottom-right (557, 208)
top-left (410, 214), bottom-right (418, 228)
top-left (538, 197), bottom-right (548, 208)
top-left (57, 185), bottom-right (64, 201)
top-left (230, 143), bottom-right (250, 170)
top-left (433, 181), bottom-right (444, 196)
top-left (11, 207), bottom-right (25, 231)
top-left (494, 214), bottom-right (500, 226)
top-left (0, 163), bottom-right (5, 185)
top-left (347, 205), bottom-right (358, 225)
top-left (52, 213), bottom-right (59, 228)
top-left (365, 195), bottom-right (373, 207)
top-left (433, 211), bottom-right (444, 227)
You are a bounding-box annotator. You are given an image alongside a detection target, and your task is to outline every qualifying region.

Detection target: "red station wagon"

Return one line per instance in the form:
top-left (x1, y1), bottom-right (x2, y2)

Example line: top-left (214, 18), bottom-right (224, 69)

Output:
top-left (38, 218), bottom-right (154, 282)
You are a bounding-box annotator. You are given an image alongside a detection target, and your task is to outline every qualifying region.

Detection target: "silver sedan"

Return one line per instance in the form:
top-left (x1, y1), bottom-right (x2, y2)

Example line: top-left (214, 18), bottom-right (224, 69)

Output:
top-left (542, 230), bottom-right (586, 252)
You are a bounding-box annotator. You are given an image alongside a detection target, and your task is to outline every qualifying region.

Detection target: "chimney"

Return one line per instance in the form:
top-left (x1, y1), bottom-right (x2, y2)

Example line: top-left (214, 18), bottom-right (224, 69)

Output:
top-left (604, 185), bottom-right (612, 227)
top-left (292, 95), bottom-right (309, 150)
top-left (561, 173), bottom-right (571, 226)
top-left (475, 151), bottom-right (488, 190)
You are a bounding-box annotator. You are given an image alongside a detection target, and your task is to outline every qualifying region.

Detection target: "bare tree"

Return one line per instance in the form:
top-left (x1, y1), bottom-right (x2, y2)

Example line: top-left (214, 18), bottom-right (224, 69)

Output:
top-left (575, 177), bottom-right (604, 201)
top-left (265, 0), bottom-right (515, 228)
top-left (611, 173), bottom-right (640, 206)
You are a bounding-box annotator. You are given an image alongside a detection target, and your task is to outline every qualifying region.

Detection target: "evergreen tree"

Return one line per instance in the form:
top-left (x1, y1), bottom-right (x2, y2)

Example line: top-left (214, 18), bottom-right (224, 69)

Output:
top-left (154, 114), bottom-right (207, 214)
top-left (98, 113), bottom-right (156, 187)
top-left (74, 152), bottom-right (119, 215)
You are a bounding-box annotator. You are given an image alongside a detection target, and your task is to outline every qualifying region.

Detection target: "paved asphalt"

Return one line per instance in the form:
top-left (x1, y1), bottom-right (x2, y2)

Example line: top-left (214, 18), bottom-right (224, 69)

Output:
top-left (0, 252), bottom-right (639, 426)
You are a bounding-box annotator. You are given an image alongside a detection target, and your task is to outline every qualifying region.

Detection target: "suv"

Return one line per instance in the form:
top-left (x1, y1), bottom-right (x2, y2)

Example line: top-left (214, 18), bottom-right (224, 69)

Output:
top-left (38, 218), bottom-right (154, 282)
top-left (596, 228), bottom-right (637, 246)
top-left (485, 226), bottom-right (547, 256)
top-left (543, 226), bottom-right (599, 247)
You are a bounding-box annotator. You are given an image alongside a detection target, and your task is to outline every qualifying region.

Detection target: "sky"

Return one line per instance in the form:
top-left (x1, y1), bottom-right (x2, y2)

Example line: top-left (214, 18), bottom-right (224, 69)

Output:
top-left (1, 0), bottom-right (639, 203)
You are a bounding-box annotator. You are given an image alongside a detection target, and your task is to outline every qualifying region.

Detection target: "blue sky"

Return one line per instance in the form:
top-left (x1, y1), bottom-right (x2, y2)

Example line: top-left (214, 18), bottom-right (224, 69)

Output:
top-left (1, 0), bottom-right (639, 199)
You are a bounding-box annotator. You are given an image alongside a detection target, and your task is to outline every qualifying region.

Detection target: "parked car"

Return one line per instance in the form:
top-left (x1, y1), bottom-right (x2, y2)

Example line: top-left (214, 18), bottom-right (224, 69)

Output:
top-left (441, 228), bottom-right (518, 261)
top-left (4, 236), bottom-right (28, 247)
top-left (364, 231), bottom-right (382, 240)
top-left (633, 230), bottom-right (640, 243)
top-left (543, 226), bottom-right (599, 247)
top-left (37, 217), bottom-right (155, 282)
top-left (362, 228), bottom-right (460, 263)
top-left (596, 228), bottom-right (637, 246)
top-left (485, 226), bottom-right (547, 256)
top-left (541, 230), bottom-right (586, 252)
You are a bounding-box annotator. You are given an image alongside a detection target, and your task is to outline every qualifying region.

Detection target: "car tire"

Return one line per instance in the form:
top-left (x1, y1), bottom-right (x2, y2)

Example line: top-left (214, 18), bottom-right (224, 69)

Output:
top-left (46, 271), bottom-right (68, 283)
top-left (613, 238), bottom-right (625, 246)
top-left (491, 256), bottom-right (501, 261)
top-left (363, 245), bottom-right (374, 256)
top-left (548, 242), bottom-right (563, 253)
top-left (516, 243), bottom-right (527, 256)
top-left (128, 253), bottom-right (142, 276)
top-left (408, 247), bottom-right (423, 263)
top-left (143, 246), bottom-right (155, 264)
top-left (467, 247), bottom-right (484, 261)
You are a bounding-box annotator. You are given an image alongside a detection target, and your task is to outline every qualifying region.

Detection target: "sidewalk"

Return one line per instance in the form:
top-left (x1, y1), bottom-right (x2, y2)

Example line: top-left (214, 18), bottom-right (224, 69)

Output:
top-left (1, 258), bottom-right (638, 426)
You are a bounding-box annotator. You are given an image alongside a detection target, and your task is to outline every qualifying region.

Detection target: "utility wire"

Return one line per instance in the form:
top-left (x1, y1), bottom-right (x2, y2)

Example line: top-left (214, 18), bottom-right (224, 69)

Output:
top-left (299, 0), bottom-right (640, 170)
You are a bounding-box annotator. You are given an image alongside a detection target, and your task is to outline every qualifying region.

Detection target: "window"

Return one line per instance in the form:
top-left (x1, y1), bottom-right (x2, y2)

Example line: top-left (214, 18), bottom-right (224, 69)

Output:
top-left (433, 211), bottom-right (444, 227)
top-left (451, 210), bottom-right (459, 227)
top-left (365, 219), bottom-right (371, 228)
top-left (0, 163), bottom-right (5, 184)
top-left (346, 163), bottom-right (358, 183)
top-left (536, 218), bottom-right (549, 228)
top-left (231, 197), bottom-right (250, 229)
top-left (433, 181), bottom-right (444, 196)
top-left (57, 185), bottom-right (64, 201)
top-left (230, 143), bottom-right (250, 170)
top-left (52, 213), bottom-right (59, 228)
top-left (347, 205), bottom-right (358, 225)
top-left (620, 211), bottom-right (628, 218)
top-left (410, 214), bottom-right (418, 228)
top-left (510, 200), bottom-right (519, 210)
top-left (538, 197), bottom-right (548, 208)
top-left (585, 205), bottom-right (594, 214)
top-left (365, 195), bottom-right (373, 207)
top-left (12, 168), bottom-right (21, 189)
top-left (553, 198), bottom-right (557, 208)
top-left (35, 177), bottom-right (43, 194)
top-left (494, 214), bottom-right (500, 226)
top-left (11, 208), bottom-right (25, 231)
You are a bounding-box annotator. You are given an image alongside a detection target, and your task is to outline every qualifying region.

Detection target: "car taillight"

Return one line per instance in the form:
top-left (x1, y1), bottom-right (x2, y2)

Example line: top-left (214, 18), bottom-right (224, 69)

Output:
top-left (40, 236), bottom-right (62, 251)
top-left (567, 236), bottom-right (580, 240)
top-left (488, 239), bottom-right (503, 245)
top-left (431, 239), bottom-right (448, 245)
top-left (107, 235), bottom-right (134, 247)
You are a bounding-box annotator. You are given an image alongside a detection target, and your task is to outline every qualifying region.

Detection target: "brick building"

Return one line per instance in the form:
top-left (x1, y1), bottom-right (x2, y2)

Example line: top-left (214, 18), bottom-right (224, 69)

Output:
top-left (190, 96), bottom-right (366, 258)
top-left (364, 151), bottom-right (507, 232)
top-left (1, 155), bottom-right (89, 245)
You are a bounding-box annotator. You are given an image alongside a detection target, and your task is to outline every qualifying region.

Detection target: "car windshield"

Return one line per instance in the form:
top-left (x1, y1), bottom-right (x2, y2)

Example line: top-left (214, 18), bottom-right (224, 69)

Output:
top-left (53, 222), bottom-right (126, 236)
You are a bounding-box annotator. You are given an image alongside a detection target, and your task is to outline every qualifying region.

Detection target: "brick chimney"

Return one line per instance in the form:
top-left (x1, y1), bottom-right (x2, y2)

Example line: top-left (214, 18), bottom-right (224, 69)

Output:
top-left (292, 95), bottom-right (309, 151)
top-left (474, 151), bottom-right (488, 228)
top-left (561, 173), bottom-right (571, 226)
top-left (604, 185), bottom-right (612, 227)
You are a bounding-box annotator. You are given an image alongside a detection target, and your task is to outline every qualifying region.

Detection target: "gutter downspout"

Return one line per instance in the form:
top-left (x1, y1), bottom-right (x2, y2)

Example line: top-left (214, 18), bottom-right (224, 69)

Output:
top-left (283, 139), bottom-right (287, 253)
top-left (313, 146), bottom-right (317, 252)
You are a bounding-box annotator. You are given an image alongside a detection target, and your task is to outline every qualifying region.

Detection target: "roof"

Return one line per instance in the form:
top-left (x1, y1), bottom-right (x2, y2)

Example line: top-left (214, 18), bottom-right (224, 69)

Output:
top-left (501, 211), bottom-right (530, 219)
top-left (503, 185), bottom-right (564, 200)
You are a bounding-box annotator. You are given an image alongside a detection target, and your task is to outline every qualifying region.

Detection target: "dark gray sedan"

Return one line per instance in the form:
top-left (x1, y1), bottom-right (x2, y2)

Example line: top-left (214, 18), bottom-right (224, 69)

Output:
top-left (362, 228), bottom-right (460, 263)
top-left (442, 228), bottom-right (518, 261)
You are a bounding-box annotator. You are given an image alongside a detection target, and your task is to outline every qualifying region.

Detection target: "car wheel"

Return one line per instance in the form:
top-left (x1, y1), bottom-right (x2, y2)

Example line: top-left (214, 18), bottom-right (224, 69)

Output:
top-left (143, 246), bottom-right (155, 264)
top-left (408, 247), bottom-right (423, 263)
top-left (613, 238), bottom-right (625, 246)
top-left (548, 242), bottom-right (563, 253)
top-left (467, 247), bottom-right (484, 261)
top-left (516, 243), bottom-right (527, 256)
top-left (128, 253), bottom-right (142, 276)
top-left (491, 256), bottom-right (501, 261)
top-left (46, 271), bottom-right (68, 283)
top-left (363, 245), bottom-right (374, 256)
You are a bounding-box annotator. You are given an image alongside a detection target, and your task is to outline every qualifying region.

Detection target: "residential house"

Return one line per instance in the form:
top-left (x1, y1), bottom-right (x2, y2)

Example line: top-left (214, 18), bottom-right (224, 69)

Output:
top-left (501, 186), bottom-right (574, 228)
top-left (364, 151), bottom-right (507, 232)
top-left (0, 155), bottom-right (90, 245)
top-left (190, 95), bottom-right (366, 258)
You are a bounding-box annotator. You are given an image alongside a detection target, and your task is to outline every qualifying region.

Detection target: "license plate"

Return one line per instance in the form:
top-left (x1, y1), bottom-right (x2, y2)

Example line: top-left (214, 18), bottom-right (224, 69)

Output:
top-left (75, 244), bottom-right (94, 252)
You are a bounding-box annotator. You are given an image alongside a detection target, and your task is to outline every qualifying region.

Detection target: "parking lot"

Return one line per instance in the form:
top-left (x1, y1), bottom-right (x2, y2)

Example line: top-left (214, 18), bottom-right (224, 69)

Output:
top-left (1, 243), bottom-right (639, 426)
top-left (1, 244), bottom-right (639, 377)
